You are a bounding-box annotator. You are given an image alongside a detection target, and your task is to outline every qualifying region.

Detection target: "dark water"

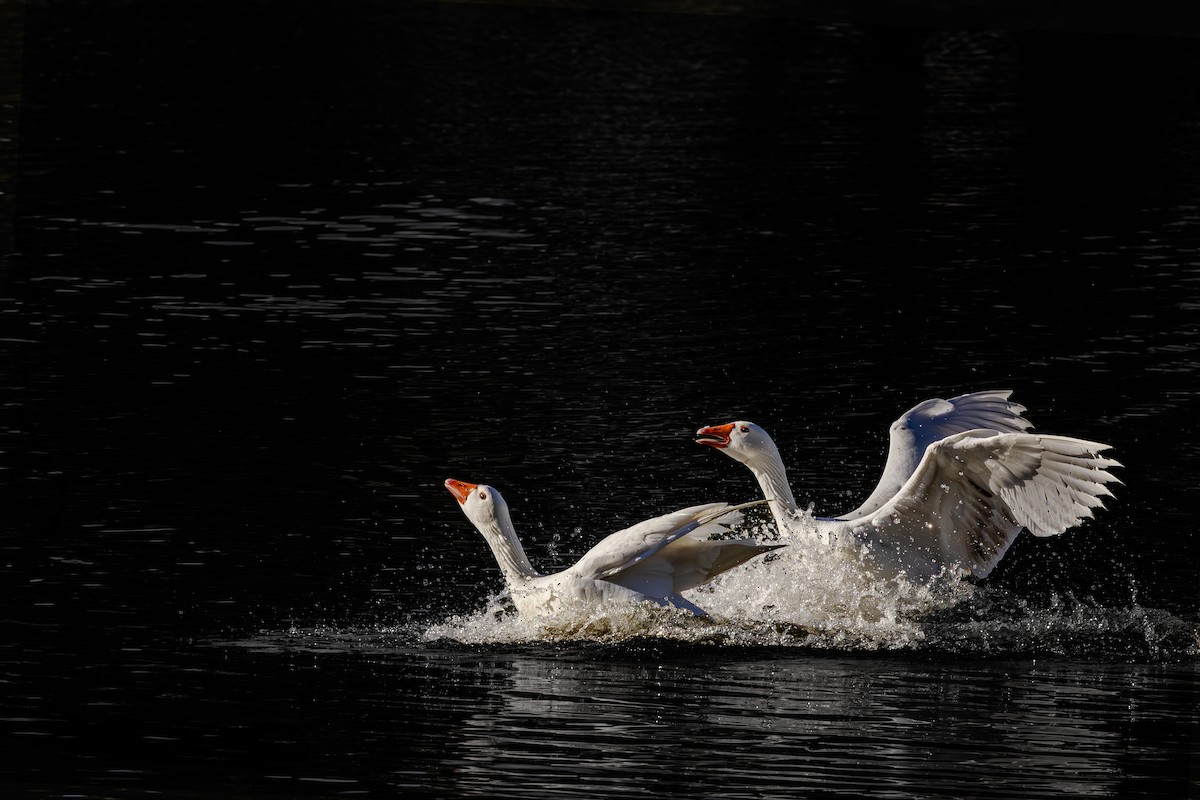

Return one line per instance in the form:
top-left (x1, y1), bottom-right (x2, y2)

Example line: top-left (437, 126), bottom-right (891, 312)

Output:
top-left (6, 1), bottom-right (1200, 797)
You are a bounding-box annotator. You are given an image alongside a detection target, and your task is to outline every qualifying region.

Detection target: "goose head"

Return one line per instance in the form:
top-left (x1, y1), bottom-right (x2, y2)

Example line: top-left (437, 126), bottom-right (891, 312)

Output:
top-left (695, 420), bottom-right (782, 468)
top-left (695, 421), bottom-right (798, 531)
top-left (444, 478), bottom-right (538, 582)
top-left (445, 478), bottom-right (508, 529)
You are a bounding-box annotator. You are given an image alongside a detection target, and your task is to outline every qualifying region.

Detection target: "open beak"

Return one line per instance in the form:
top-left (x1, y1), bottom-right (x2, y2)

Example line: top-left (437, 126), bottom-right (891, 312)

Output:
top-left (444, 478), bottom-right (477, 505)
top-left (695, 422), bottom-right (735, 448)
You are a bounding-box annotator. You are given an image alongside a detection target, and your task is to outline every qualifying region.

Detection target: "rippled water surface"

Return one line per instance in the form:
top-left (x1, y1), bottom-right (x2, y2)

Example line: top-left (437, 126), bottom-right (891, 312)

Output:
top-left (5, 1), bottom-right (1200, 797)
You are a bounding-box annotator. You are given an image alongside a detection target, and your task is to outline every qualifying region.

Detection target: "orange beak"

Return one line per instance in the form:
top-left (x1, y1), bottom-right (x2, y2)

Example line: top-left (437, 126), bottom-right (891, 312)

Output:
top-left (695, 422), bottom-right (735, 448)
top-left (444, 478), bottom-right (478, 505)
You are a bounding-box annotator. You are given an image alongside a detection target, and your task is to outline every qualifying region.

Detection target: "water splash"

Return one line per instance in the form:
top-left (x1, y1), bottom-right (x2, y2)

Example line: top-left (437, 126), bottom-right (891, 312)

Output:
top-left (417, 592), bottom-right (1197, 660)
top-left (421, 598), bottom-right (722, 646)
top-left (418, 512), bottom-right (1199, 660)
top-left (686, 510), bottom-right (976, 648)
top-left (419, 551), bottom-right (965, 651)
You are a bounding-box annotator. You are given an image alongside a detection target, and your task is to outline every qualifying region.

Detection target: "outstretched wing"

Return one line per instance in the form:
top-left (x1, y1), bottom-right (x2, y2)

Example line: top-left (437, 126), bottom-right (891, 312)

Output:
top-left (828, 430), bottom-right (1122, 579)
top-left (840, 390), bottom-right (1033, 519)
top-left (570, 501), bottom-right (766, 582)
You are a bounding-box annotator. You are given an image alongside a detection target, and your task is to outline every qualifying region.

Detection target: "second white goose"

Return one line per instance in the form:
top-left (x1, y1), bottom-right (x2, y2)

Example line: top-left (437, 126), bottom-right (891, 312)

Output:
top-left (695, 391), bottom-right (1122, 581)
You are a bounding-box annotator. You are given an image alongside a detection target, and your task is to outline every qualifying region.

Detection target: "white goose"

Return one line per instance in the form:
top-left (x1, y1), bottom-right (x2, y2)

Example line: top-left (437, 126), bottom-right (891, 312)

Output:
top-left (444, 479), bottom-right (782, 619)
top-left (695, 390), bottom-right (1122, 581)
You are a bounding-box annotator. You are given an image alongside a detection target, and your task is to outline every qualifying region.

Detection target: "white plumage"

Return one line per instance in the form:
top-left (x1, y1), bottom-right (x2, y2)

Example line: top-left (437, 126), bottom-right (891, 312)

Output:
top-left (444, 479), bottom-right (781, 619)
top-left (843, 388), bottom-right (1033, 518)
top-left (696, 390), bottom-right (1122, 580)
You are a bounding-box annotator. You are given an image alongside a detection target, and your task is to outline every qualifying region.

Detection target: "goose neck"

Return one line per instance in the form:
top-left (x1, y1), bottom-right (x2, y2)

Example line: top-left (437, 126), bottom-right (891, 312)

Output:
top-left (747, 453), bottom-right (799, 533)
top-left (480, 515), bottom-right (541, 586)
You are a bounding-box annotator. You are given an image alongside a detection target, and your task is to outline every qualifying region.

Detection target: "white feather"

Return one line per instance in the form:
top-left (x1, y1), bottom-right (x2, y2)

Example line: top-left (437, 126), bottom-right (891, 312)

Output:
top-left (697, 391), bottom-right (1121, 583)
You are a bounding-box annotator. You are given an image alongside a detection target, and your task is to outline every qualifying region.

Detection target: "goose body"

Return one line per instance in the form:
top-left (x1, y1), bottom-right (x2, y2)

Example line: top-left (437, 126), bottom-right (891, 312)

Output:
top-left (696, 390), bottom-right (1122, 581)
top-left (444, 479), bottom-right (782, 619)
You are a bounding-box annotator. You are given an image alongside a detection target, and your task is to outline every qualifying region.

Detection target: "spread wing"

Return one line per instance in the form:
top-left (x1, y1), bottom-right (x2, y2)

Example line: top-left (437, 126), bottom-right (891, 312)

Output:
top-left (569, 501), bottom-right (767, 583)
top-left (827, 430), bottom-right (1122, 579)
top-left (840, 389), bottom-right (1033, 519)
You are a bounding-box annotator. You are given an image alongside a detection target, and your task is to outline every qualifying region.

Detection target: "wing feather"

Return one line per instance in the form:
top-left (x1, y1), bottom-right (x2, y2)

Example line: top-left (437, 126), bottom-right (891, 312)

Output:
top-left (608, 537), bottom-right (785, 595)
top-left (828, 430), bottom-right (1122, 579)
top-left (570, 500), bottom-right (767, 581)
top-left (842, 389), bottom-right (1033, 519)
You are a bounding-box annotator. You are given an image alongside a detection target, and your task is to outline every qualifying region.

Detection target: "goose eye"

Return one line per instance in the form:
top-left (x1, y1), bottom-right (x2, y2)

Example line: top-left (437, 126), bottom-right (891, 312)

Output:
top-left (479, 491), bottom-right (487, 500)
top-left (740, 426), bottom-right (749, 433)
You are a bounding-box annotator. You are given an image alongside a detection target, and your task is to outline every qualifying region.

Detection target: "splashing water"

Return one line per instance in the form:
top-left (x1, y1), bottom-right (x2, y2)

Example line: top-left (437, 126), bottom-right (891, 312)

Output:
top-left (421, 597), bottom-right (727, 646)
top-left (687, 509), bottom-right (975, 645)
top-left (420, 586), bottom-right (1197, 659)
top-left (421, 510), bottom-right (971, 650)
top-left (419, 510), bottom-right (1199, 659)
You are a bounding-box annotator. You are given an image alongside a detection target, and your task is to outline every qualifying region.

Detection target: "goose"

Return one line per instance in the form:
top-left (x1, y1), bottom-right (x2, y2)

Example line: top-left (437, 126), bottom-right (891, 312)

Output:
top-left (694, 390), bottom-right (1122, 581)
top-left (444, 479), bottom-right (782, 619)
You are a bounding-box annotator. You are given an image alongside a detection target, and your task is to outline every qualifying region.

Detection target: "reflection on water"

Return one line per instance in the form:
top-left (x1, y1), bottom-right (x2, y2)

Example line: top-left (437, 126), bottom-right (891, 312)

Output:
top-left (201, 630), bottom-right (1193, 799)
top-left (454, 655), bottom-right (1128, 799)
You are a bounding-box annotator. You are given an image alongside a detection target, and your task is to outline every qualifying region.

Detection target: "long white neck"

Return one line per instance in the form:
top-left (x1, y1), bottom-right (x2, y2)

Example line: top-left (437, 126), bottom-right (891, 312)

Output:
top-left (478, 508), bottom-right (540, 586)
top-left (745, 450), bottom-right (800, 535)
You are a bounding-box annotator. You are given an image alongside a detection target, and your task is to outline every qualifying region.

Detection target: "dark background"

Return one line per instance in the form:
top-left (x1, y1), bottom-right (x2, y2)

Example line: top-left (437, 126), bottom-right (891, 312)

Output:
top-left (9, 0), bottom-right (1200, 630)
top-left (3, 2), bottom-right (1199, 795)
